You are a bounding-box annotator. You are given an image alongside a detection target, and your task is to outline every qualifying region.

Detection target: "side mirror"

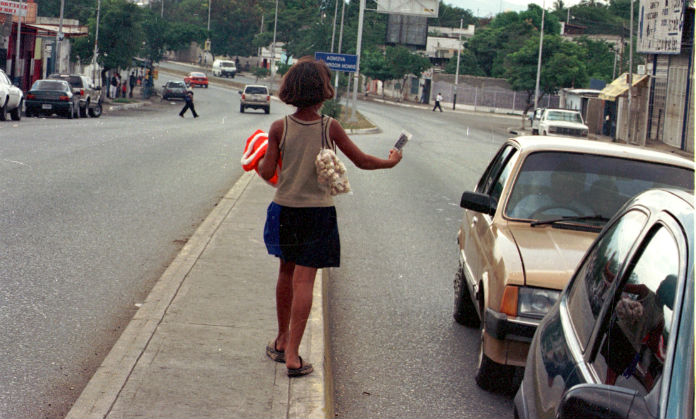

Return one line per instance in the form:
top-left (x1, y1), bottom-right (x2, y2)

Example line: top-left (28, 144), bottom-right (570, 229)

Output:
top-left (557, 384), bottom-right (651, 419)
top-left (238, 90), bottom-right (242, 94)
top-left (460, 191), bottom-right (496, 215)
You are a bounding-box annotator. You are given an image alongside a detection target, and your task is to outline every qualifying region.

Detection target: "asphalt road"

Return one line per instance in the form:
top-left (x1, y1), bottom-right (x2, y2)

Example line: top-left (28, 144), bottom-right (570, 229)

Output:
top-left (0, 68), bottom-right (520, 418)
top-left (0, 70), bottom-right (288, 418)
top-left (326, 100), bottom-right (518, 417)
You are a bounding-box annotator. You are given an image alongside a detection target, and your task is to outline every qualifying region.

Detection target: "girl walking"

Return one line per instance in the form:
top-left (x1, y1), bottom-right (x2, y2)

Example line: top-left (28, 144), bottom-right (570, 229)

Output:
top-left (258, 57), bottom-right (402, 377)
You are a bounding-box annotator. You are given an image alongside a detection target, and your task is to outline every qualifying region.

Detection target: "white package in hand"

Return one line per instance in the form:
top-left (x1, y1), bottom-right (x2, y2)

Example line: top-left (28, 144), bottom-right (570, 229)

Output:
top-left (316, 149), bottom-right (351, 195)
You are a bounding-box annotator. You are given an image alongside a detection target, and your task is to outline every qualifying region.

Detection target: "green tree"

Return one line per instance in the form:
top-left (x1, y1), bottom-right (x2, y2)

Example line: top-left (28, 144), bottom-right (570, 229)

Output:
top-left (504, 34), bottom-right (588, 127)
top-left (98, 0), bottom-right (144, 70)
top-left (387, 46), bottom-right (431, 98)
top-left (430, 1), bottom-right (477, 27)
top-left (444, 49), bottom-right (485, 76)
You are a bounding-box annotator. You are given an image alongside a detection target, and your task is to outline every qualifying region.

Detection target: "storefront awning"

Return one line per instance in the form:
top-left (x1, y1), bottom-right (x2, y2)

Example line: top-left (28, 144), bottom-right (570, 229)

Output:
top-left (598, 73), bottom-right (649, 101)
top-left (24, 23), bottom-right (88, 38)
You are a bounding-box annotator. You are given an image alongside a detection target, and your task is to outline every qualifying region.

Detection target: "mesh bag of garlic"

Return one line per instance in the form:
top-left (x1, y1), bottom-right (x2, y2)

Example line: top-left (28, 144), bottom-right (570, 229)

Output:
top-left (315, 149), bottom-right (351, 195)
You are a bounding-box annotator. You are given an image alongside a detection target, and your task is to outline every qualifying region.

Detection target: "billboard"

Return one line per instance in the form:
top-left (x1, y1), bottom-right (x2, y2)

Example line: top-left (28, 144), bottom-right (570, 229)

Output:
top-left (386, 14), bottom-right (428, 47)
top-left (637, 0), bottom-right (685, 54)
top-left (376, 0), bottom-right (439, 17)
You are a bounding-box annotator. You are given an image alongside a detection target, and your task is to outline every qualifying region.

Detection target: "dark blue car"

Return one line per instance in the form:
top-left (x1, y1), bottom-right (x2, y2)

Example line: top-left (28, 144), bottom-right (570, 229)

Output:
top-left (514, 188), bottom-right (693, 419)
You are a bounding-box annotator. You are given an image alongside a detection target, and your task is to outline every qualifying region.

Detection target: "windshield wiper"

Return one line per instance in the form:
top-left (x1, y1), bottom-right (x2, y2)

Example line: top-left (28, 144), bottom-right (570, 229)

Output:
top-left (530, 214), bottom-right (610, 227)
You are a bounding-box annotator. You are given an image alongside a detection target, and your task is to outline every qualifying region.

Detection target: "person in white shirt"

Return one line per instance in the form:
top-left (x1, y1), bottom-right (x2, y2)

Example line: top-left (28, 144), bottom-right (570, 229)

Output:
top-left (433, 92), bottom-right (443, 112)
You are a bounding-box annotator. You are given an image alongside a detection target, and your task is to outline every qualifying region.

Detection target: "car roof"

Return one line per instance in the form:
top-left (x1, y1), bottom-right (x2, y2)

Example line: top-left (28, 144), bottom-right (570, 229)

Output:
top-left (244, 85), bottom-right (268, 89)
top-left (508, 136), bottom-right (695, 170)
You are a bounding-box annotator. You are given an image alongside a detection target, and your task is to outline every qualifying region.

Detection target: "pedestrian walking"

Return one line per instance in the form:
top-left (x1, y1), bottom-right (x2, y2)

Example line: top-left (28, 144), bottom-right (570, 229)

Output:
top-left (258, 57), bottom-right (402, 377)
top-left (179, 90), bottom-right (198, 118)
top-left (433, 92), bottom-right (443, 112)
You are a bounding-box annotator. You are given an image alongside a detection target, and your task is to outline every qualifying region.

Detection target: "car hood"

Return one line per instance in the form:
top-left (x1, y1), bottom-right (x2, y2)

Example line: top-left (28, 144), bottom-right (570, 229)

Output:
top-left (507, 223), bottom-right (597, 290)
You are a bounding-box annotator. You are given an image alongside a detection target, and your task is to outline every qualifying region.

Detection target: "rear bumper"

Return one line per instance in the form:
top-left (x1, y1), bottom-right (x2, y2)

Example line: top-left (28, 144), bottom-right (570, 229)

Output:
top-left (26, 100), bottom-right (72, 112)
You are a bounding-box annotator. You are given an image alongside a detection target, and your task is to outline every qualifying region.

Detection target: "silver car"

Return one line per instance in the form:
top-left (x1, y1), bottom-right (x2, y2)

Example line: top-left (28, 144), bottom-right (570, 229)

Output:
top-left (239, 85), bottom-right (270, 114)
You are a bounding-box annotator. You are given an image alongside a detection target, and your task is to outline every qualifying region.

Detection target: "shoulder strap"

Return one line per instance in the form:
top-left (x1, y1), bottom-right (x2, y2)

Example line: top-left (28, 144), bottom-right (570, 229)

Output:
top-left (320, 115), bottom-right (336, 152)
top-left (279, 116), bottom-right (288, 153)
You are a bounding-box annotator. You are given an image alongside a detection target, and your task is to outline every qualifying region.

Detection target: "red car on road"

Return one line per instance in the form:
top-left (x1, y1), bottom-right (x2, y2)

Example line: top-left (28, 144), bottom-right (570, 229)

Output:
top-left (184, 72), bottom-right (209, 88)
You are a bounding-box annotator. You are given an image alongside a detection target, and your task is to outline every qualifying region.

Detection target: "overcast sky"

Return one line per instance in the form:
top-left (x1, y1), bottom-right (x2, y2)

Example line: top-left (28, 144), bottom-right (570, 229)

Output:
top-left (446, 0), bottom-right (583, 17)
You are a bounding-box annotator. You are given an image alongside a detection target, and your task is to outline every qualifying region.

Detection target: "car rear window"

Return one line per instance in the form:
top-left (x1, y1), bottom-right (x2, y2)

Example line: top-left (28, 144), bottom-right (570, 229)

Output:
top-left (547, 111), bottom-right (583, 123)
top-left (33, 80), bottom-right (68, 91)
top-left (168, 82), bottom-right (186, 88)
top-left (245, 86), bottom-right (268, 94)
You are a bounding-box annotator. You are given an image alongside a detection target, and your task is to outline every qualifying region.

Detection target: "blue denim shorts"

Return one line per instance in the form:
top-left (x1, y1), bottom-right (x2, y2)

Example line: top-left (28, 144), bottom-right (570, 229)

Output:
top-left (264, 202), bottom-right (340, 268)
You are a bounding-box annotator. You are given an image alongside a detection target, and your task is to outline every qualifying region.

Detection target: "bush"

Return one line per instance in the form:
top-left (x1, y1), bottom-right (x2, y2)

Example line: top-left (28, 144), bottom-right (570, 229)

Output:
top-left (252, 67), bottom-right (270, 78)
top-left (321, 99), bottom-right (342, 119)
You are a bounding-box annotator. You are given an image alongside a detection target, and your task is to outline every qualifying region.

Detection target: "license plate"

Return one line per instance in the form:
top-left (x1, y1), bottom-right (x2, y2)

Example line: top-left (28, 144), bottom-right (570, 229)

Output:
top-left (42, 104), bottom-right (52, 109)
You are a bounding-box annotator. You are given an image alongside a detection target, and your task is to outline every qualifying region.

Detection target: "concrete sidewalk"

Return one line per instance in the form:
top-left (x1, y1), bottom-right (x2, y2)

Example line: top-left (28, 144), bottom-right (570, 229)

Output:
top-left (66, 172), bottom-right (332, 419)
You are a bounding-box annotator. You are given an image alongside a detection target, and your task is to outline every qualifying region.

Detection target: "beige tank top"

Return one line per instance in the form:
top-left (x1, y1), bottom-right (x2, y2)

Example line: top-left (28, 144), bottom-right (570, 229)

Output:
top-left (273, 115), bottom-right (335, 207)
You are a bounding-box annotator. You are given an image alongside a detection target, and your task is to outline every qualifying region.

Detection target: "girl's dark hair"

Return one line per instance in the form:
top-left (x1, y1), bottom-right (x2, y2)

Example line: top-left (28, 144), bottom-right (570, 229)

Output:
top-left (279, 56), bottom-right (334, 108)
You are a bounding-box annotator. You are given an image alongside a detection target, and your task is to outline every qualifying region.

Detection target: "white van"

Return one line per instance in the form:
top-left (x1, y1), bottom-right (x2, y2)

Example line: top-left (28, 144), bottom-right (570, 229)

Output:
top-left (212, 60), bottom-right (237, 78)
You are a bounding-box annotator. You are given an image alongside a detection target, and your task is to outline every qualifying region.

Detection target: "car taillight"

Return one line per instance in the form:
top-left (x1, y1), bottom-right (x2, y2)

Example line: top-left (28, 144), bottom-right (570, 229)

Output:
top-left (27, 93), bottom-right (35, 99)
top-left (58, 95), bottom-right (70, 101)
top-left (266, 95), bottom-right (270, 101)
top-left (241, 94), bottom-right (246, 99)
top-left (80, 89), bottom-right (84, 96)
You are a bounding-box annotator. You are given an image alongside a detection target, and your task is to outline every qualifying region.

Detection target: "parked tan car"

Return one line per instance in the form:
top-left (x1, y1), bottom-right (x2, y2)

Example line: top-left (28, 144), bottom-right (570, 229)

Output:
top-left (453, 136), bottom-right (694, 392)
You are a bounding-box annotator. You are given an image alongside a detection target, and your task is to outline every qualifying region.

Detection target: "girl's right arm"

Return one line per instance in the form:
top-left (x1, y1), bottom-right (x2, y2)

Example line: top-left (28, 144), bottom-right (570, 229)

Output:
top-left (330, 119), bottom-right (402, 170)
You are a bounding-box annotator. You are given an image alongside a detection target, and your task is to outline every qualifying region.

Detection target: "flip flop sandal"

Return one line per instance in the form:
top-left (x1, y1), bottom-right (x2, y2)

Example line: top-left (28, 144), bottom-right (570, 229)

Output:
top-left (266, 340), bottom-right (285, 363)
top-left (287, 356), bottom-right (313, 378)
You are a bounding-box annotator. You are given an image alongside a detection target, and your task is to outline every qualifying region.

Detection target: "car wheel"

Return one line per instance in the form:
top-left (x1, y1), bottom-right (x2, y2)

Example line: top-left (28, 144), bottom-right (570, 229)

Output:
top-left (88, 102), bottom-right (102, 118)
top-left (80, 102), bottom-right (88, 118)
top-left (0, 100), bottom-right (7, 121)
top-left (205, 85), bottom-right (208, 88)
top-left (264, 106), bottom-right (270, 114)
top-left (531, 129), bottom-right (538, 135)
top-left (453, 266), bottom-right (480, 327)
top-left (240, 104), bottom-right (244, 113)
top-left (24, 108), bottom-right (32, 118)
top-left (475, 320), bottom-right (515, 392)
top-left (10, 100), bottom-right (22, 121)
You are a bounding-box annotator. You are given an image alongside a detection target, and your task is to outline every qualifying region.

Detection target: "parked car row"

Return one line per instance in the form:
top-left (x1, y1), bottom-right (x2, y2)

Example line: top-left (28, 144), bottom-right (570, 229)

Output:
top-left (453, 135), bottom-right (694, 417)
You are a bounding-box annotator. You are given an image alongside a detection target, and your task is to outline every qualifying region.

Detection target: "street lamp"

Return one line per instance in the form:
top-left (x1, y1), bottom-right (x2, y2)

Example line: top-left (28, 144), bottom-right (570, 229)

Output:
top-left (92, 0), bottom-right (101, 86)
top-left (453, 18), bottom-right (462, 109)
top-left (271, 0), bottom-right (278, 82)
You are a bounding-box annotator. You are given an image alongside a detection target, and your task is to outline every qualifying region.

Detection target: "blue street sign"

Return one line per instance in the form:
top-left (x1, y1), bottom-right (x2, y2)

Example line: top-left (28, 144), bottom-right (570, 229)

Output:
top-left (314, 52), bottom-right (358, 73)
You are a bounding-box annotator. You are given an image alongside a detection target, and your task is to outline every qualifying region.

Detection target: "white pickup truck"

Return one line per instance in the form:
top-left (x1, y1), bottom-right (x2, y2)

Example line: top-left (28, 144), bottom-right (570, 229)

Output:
top-left (530, 108), bottom-right (589, 137)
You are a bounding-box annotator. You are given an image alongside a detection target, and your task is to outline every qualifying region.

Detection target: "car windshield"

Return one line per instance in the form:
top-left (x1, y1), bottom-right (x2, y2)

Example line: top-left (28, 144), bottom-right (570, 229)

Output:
top-left (191, 73), bottom-right (205, 77)
top-left (33, 80), bottom-right (68, 91)
top-left (245, 87), bottom-right (267, 94)
top-left (221, 62), bottom-right (234, 68)
top-left (547, 111), bottom-right (583, 123)
top-left (505, 151), bottom-right (694, 223)
top-left (168, 82), bottom-right (186, 88)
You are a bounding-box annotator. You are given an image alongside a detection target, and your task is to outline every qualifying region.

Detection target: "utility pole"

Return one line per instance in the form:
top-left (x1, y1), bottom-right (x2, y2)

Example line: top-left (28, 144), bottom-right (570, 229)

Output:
top-left (453, 18), bottom-right (462, 109)
top-left (56, 0), bottom-right (65, 74)
top-left (271, 0), bottom-right (278, 84)
top-left (533, 0), bottom-right (545, 110)
top-left (350, 0), bottom-right (366, 121)
top-left (14, 0), bottom-right (24, 84)
top-left (92, 0), bottom-right (101, 86)
top-left (334, 0), bottom-right (346, 91)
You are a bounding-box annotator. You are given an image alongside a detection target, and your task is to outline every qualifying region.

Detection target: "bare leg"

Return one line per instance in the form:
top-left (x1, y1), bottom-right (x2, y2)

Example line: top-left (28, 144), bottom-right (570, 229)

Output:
top-left (274, 260), bottom-right (295, 351)
top-left (284, 265), bottom-right (317, 369)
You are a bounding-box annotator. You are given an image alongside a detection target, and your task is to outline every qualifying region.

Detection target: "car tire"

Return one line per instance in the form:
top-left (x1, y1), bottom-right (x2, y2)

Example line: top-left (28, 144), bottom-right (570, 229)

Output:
top-left (10, 100), bottom-right (22, 121)
top-left (240, 105), bottom-right (244, 113)
top-left (453, 266), bottom-right (480, 327)
top-left (264, 106), bottom-right (270, 114)
top-left (80, 102), bottom-right (88, 118)
top-left (88, 102), bottom-right (102, 118)
top-left (475, 322), bottom-right (516, 392)
top-left (0, 100), bottom-right (7, 121)
top-left (25, 108), bottom-right (32, 118)
top-left (532, 129), bottom-right (538, 135)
